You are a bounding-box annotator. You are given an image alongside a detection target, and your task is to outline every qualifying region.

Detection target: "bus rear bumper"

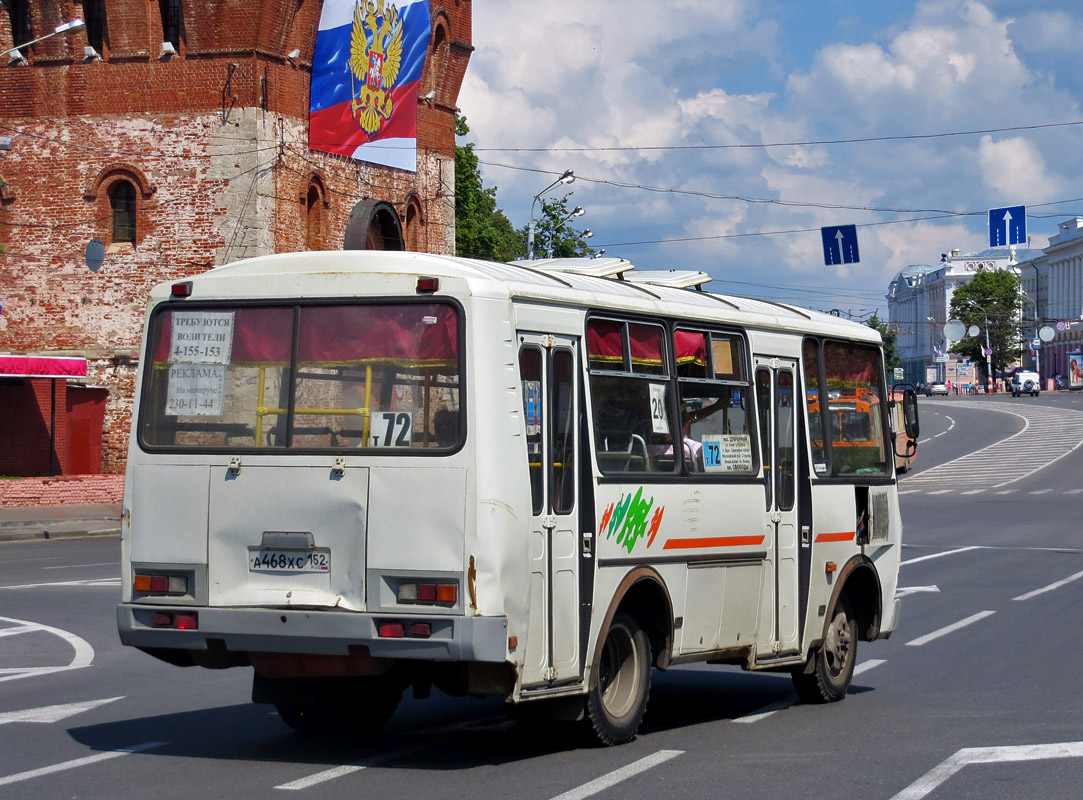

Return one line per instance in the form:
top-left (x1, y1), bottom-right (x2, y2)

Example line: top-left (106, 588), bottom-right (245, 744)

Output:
top-left (117, 603), bottom-right (509, 664)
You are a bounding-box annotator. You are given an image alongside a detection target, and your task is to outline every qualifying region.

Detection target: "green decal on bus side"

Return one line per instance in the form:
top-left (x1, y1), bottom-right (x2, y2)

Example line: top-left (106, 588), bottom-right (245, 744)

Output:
top-left (599, 487), bottom-right (666, 553)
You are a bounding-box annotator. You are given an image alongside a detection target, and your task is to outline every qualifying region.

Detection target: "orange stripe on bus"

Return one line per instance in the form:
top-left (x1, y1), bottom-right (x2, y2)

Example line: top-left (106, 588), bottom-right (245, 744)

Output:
top-left (663, 535), bottom-right (766, 550)
top-left (815, 531), bottom-right (856, 543)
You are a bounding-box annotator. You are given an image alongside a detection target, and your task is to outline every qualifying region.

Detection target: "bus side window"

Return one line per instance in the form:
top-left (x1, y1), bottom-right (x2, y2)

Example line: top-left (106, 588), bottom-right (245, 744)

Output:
top-left (587, 318), bottom-right (674, 474)
top-left (519, 346), bottom-right (544, 514)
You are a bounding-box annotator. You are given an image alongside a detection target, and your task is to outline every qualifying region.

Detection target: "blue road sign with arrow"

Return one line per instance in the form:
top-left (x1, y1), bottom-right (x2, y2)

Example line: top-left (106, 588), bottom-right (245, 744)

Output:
top-left (988, 205), bottom-right (1026, 247)
top-left (821, 224), bottom-right (860, 266)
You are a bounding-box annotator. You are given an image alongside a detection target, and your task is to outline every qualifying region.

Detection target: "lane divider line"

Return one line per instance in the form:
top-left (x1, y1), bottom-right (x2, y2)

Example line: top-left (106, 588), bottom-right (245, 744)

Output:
top-left (906, 611), bottom-right (995, 647)
top-left (549, 750), bottom-right (684, 800)
top-left (1013, 568), bottom-right (1083, 602)
top-left (0, 741), bottom-right (165, 788)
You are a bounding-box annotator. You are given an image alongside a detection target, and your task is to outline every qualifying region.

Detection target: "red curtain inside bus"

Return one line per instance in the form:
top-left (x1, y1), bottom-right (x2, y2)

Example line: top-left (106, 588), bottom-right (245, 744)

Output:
top-left (152, 304), bottom-right (458, 369)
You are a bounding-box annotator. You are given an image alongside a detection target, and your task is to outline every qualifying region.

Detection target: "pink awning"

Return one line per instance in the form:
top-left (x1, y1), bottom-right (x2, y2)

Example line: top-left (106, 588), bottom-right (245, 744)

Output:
top-left (0, 355), bottom-right (87, 378)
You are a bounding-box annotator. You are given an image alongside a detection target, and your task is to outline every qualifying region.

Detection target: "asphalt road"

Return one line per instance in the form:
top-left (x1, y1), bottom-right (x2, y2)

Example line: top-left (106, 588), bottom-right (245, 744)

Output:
top-left (1, 393), bottom-right (1082, 799)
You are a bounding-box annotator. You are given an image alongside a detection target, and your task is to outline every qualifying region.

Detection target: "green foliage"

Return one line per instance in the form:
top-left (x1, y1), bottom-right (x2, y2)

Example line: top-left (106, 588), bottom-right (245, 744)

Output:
top-left (524, 195), bottom-right (594, 259)
top-left (948, 269), bottom-right (1023, 380)
top-left (865, 314), bottom-right (900, 372)
top-left (454, 114), bottom-right (594, 261)
top-left (454, 115), bottom-right (521, 261)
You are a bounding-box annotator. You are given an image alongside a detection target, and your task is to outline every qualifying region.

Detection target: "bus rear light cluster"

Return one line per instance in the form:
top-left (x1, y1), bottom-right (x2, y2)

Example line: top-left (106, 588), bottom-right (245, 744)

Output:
top-left (134, 573), bottom-right (188, 595)
top-left (377, 621), bottom-right (433, 639)
top-left (151, 611), bottom-right (198, 630)
top-left (397, 582), bottom-right (456, 605)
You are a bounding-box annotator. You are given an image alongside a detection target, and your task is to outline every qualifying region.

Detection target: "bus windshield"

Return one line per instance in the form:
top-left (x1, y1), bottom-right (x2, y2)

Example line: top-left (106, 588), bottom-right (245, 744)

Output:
top-left (139, 301), bottom-right (462, 451)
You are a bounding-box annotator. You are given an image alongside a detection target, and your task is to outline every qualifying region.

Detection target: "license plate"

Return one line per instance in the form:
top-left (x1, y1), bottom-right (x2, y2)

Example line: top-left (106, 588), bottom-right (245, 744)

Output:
top-left (248, 548), bottom-right (330, 573)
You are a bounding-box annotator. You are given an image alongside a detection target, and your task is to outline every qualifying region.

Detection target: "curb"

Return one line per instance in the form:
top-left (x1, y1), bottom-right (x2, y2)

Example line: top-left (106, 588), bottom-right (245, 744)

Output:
top-left (0, 525), bottom-right (121, 543)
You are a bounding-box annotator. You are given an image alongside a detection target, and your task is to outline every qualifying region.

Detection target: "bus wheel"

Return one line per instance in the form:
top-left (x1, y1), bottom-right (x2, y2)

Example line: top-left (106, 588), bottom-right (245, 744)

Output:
top-left (586, 612), bottom-right (651, 745)
top-left (792, 595), bottom-right (857, 703)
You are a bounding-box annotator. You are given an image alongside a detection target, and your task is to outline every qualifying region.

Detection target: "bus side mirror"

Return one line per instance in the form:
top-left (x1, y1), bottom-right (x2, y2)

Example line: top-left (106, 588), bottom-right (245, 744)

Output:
top-left (892, 383), bottom-right (920, 440)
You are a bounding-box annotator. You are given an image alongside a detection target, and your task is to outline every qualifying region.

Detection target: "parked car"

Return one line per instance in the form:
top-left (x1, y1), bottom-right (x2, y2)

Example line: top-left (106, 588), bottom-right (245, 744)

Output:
top-left (926, 381), bottom-right (949, 396)
top-left (1011, 370), bottom-right (1041, 397)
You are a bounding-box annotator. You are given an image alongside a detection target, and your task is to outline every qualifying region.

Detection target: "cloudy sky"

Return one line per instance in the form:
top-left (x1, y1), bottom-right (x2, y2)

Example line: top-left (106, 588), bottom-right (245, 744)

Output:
top-left (457, 0), bottom-right (1083, 316)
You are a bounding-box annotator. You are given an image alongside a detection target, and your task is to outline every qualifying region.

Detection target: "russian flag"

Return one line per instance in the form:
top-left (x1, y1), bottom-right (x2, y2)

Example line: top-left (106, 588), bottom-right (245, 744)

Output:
top-left (309, 0), bottom-right (430, 170)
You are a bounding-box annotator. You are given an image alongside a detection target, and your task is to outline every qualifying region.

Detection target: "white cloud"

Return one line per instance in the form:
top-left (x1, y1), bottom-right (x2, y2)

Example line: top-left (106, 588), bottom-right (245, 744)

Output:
top-left (977, 135), bottom-right (1066, 202)
top-left (458, 0), bottom-right (1083, 308)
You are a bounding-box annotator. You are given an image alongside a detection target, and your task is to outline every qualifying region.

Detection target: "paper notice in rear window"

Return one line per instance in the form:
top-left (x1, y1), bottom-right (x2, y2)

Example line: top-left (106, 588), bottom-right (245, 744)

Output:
top-left (165, 364), bottom-right (227, 416)
top-left (169, 311), bottom-right (234, 364)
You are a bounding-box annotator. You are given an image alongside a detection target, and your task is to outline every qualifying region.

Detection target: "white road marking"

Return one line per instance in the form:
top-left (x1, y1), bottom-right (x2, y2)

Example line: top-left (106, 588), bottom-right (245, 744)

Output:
top-left (1067, 488), bottom-right (1083, 495)
top-left (854, 658), bottom-right (887, 675)
top-left (888, 741), bottom-right (1083, 800)
top-left (901, 546), bottom-right (980, 566)
top-left (0, 742), bottom-right (165, 788)
top-left (734, 694), bottom-right (797, 724)
top-left (1029, 489), bottom-right (1054, 495)
top-left (906, 610), bottom-right (995, 647)
top-left (0, 615), bottom-right (95, 682)
top-left (275, 742), bottom-right (429, 790)
top-left (549, 750), bottom-right (684, 800)
top-left (0, 697), bottom-right (123, 725)
top-left (43, 562), bottom-right (119, 570)
top-left (961, 489), bottom-right (984, 495)
top-left (1013, 568), bottom-right (1083, 602)
top-left (996, 490), bottom-right (1018, 494)
top-left (900, 403), bottom-right (1083, 489)
top-left (732, 657), bottom-right (886, 725)
top-left (895, 585), bottom-right (940, 598)
top-left (926, 489), bottom-right (953, 495)
top-left (0, 578), bottom-right (120, 589)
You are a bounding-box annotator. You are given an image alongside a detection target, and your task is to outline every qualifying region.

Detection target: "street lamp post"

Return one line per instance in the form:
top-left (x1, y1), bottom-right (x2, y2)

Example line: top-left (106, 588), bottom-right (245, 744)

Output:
top-left (1018, 291), bottom-right (1043, 380)
top-left (967, 300), bottom-right (995, 393)
top-left (545, 209), bottom-right (586, 258)
top-left (1, 18), bottom-right (86, 61)
top-left (526, 170), bottom-right (574, 260)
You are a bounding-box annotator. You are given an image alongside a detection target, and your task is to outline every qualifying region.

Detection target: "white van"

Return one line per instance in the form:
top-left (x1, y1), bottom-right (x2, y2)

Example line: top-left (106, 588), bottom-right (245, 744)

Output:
top-left (1011, 370), bottom-right (1041, 397)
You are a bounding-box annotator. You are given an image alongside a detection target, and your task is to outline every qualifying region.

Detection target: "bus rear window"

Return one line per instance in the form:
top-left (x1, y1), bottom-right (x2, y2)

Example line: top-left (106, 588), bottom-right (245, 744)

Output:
top-left (139, 302), bottom-right (462, 451)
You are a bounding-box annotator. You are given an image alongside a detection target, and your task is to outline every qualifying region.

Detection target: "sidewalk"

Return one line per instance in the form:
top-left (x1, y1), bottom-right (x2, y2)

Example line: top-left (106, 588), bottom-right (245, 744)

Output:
top-left (0, 502), bottom-right (122, 542)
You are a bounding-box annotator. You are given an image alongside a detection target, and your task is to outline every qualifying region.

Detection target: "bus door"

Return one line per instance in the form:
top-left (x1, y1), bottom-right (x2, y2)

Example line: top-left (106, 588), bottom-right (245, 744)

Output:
top-left (754, 357), bottom-right (801, 659)
top-left (518, 334), bottom-right (582, 687)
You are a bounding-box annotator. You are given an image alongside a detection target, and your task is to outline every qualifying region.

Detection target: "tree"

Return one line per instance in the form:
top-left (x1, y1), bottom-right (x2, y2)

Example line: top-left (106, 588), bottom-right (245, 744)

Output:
top-left (454, 115), bottom-right (521, 261)
top-left (948, 269), bottom-right (1023, 384)
top-left (454, 113), bottom-right (594, 261)
top-left (866, 314), bottom-right (900, 372)
top-left (523, 194), bottom-right (595, 259)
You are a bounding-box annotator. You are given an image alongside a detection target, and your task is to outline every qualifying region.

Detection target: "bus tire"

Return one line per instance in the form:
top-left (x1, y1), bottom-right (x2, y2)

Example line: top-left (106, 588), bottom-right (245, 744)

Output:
top-left (585, 612), bottom-right (651, 746)
top-left (792, 595), bottom-right (857, 703)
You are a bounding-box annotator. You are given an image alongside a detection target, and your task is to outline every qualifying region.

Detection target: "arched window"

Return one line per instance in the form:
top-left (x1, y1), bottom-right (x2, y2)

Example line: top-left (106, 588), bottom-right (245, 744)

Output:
top-left (305, 179), bottom-right (326, 251)
top-left (5, 0), bottom-right (31, 59)
top-left (159, 0), bottom-right (182, 50)
top-left (84, 0), bottom-right (107, 54)
top-left (424, 18), bottom-right (450, 102)
top-left (109, 181), bottom-right (136, 244)
top-left (404, 196), bottom-right (424, 251)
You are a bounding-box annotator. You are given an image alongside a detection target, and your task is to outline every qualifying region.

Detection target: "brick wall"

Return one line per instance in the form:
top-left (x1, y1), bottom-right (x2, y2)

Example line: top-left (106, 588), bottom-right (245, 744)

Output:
top-left (0, 474), bottom-right (124, 507)
top-left (0, 0), bottom-right (472, 476)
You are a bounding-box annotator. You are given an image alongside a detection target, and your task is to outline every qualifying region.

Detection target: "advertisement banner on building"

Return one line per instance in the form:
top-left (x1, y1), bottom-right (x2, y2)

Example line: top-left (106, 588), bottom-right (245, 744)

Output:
top-left (309, 0), bottom-right (431, 170)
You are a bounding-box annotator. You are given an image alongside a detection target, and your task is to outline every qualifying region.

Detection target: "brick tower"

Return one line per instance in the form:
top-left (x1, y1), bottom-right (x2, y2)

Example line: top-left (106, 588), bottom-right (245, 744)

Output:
top-left (0, 0), bottom-right (472, 475)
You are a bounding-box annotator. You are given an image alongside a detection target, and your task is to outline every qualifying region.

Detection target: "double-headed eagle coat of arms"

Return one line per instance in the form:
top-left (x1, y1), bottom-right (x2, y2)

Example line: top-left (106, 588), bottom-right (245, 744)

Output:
top-left (349, 0), bottom-right (405, 134)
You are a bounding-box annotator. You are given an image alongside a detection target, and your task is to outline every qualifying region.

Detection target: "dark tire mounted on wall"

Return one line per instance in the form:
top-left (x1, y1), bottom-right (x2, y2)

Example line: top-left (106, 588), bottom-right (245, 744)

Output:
top-left (792, 594), bottom-right (858, 703)
top-left (585, 612), bottom-right (652, 746)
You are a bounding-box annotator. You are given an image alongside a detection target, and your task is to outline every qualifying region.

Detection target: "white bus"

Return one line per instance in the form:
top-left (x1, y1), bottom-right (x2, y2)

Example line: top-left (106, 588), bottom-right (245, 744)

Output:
top-left (117, 251), bottom-right (918, 745)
